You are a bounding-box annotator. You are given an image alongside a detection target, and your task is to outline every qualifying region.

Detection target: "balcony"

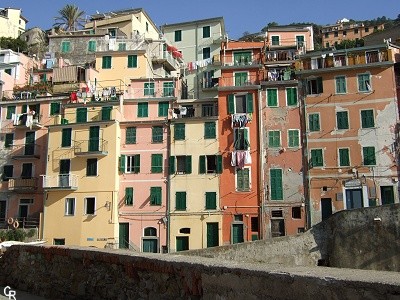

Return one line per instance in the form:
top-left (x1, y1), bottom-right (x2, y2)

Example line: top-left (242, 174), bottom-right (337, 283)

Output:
top-left (218, 74), bottom-right (261, 91)
top-left (151, 50), bottom-right (182, 71)
top-left (265, 50), bottom-right (298, 63)
top-left (124, 85), bottom-right (177, 100)
top-left (11, 144), bottom-right (41, 160)
top-left (74, 139), bottom-right (108, 156)
top-left (8, 177), bottom-right (38, 192)
top-left (42, 174), bottom-right (78, 190)
top-left (12, 114), bottom-right (42, 130)
top-left (221, 56), bottom-right (263, 68)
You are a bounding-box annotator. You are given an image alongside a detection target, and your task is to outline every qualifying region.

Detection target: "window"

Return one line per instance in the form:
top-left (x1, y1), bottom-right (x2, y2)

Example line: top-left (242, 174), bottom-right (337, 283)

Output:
top-left (21, 163), bottom-right (33, 179)
top-left (336, 111), bottom-right (349, 130)
top-left (65, 198), bottom-right (75, 216)
top-left (146, 22), bottom-right (149, 32)
top-left (169, 156), bottom-right (192, 174)
top-left (363, 146), bottom-right (376, 165)
top-left (335, 76), bottom-right (346, 94)
top-left (365, 27), bottom-right (369, 33)
top-left (86, 158), bottom-right (97, 176)
top-left (270, 169), bottom-right (283, 200)
top-left (118, 43), bottom-right (126, 51)
top-left (288, 130), bottom-right (299, 148)
top-left (151, 154), bottom-right (163, 173)
top-left (127, 55), bottom-right (137, 68)
top-left (125, 187), bottom-right (133, 205)
top-left (152, 126), bottom-right (163, 143)
top-left (126, 155), bottom-right (140, 173)
top-left (325, 33), bottom-right (329, 38)
top-left (61, 128), bottom-right (72, 147)
top-left (267, 89), bottom-right (278, 107)
top-left (310, 149), bottom-right (323, 167)
top-left (234, 72), bottom-right (248, 86)
top-left (233, 51), bottom-right (252, 65)
top-left (334, 31), bottom-right (338, 37)
top-left (204, 122), bottom-right (216, 139)
top-left (202, 104), bottom-right (216, 117)
top-left (268, 130), bottom-right (281, 148)
top-left (174, 30), bottom-right (182, 42)
top-left (286, 88), bottom-right (297, 106)
top-left (50, 102), bottom-right (61, 115)
top-left (150, 187), bottom-right (162, 206)
top-left (174, 123), bottom-right (185, 140)
top-left (101, 106), bottom-right (112, 121)
top-left (163, 82), bottom-right (174, 97)
top-left (102, 56), bottom-right (112, 69)
top-left (76, 107), bottom-right (87, 123)
top-left (236, 168), bottom-right (250, 191)
top-left (137, 102), bottom-right (148, 117)
top-left (199, 155), bottom-right (222, 174)
top-left (203, 26), bottom-right (211, 38)
top-left (271, 36), bottom-right (280, 46)
top-left (205, 192), bottom-right (217, 210)
top-left (343, 30), bottom-right (347, 36)
top-left (158, 101), bottom-right (169, 117)
top-left (176, 192), bottom-right (186, 210)
top-left (6, 106), bottom-right (15, 119)
top-left (4, 133), bottom-right (13, 148)
top-left (88, 40), bottom-right (96, 52)
top-left (234, 128), bottom-right (250, 150)
top-left (144, 227), bottom-right (157, 236)
top-left (61, 41), bottom-right (71, 53)
top-left (108, 28), bottom-right (116, 37)
top-left (354, 28), bottom-right (359, 34)
top-left (203, 47), bottom-right (211, 59)
top-left (2, 165), bottom-right (13, 181)
top-left (292, 207), bottom-right (301, 219)
top-left (126, 127), bottom-right (136, 144)
top-left (144, 82), bottom-right (155, 96)
top-left (54, 239), bottom-right (65, 245)
top-left (84, 197), bottom-right (96, 215)
top-left (361, 110), bottom-right (374, 128)
top-left (306, 77), bottom-right (323, 95)
top-left (358, 73), bottom-right (371, 92)
top-left (339, 148), bottom-right (350, 166)
top-left (308, 114), bottom-right (320, 131)
top-left (296, 36), bottom-right (304, 47)
top-left (227, 93), bottom-right (253, 114)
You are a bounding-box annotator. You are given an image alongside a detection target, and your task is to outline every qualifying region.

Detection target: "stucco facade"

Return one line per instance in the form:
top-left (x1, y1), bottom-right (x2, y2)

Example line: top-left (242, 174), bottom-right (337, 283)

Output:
top-left (0, 7), bottom-right (27, 39)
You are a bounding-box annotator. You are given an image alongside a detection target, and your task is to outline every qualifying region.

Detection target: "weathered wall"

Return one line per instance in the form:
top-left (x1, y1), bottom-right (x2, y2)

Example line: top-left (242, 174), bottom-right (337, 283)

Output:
top-left (1, 245), bottom-right (400, 300)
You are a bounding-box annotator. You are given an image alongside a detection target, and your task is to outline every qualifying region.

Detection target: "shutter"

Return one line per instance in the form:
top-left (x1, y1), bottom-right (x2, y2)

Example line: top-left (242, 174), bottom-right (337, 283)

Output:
top-left (22, 104), bottom-right (27, 113)
top-left (216, 155), bottom-right (223, 174)
top-left (135, 154), bottom-right (140, 173)
top-left (206, 192), bottom-right (216, 209)
top-left (185, 155), bottom-right (192, 174)
top-left (317, 77), bottom-right (323, 93)
top-left (102, 106), bottom-right (112, 120)
top-left (246, 93), bottom-right (253, 113)
top-left (227, 94), bottom-right (235, 114)
top-left (244, 128), bottom-right (249, 149)
top-left (243, 168), bottom-right (250, 190)
top-left (270, 169), bottom-right (282, 200)
top-left (169, 156), bottom-right (175, 174)
top-left (125, 187), bottom-right (133, 205)
top-left (119, 155), bottom-right (126, 173)
top-left (237, 170), bottom-right (244, 190)
top-left (199, 155), bottom-right (206, 174)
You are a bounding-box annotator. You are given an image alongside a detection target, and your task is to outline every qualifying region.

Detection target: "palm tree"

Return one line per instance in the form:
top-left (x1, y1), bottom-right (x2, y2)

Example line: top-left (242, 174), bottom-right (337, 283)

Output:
top-left (53, 4), bottom-right (85, 31)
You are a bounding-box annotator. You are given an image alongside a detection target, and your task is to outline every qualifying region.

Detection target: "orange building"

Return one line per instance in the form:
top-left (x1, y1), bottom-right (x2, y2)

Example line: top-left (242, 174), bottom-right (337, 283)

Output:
top-left (218, 40), bottom-right (264, 244)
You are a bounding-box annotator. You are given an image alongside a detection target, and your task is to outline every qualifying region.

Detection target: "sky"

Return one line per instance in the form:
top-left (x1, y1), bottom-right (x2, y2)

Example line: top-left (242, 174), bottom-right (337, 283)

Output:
top-left (1, 0), bottom-right (399, 39)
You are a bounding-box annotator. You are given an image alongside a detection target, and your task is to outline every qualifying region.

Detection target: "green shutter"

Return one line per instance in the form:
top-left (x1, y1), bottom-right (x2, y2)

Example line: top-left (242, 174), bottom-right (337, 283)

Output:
top-left (158, 101), bottom-right (169, 117)
top-left (119, 155), bottom-right (126, 173)
top-left (138, 102), bottom-right (148, 117)
top-left (339, 148), bottom-right (350, 166)
top-left (150, 187), bottom-right (162, 205)
top-left (169, 156), bottom-right (175, 174)
top-left (227, 94), bottom-right (235, 114)
top-left (176, 192), bottom-right (186, 210)
top-left (76, 108), bottom-right (87, 123)
top-left (174, 123), bottom-right (185, 140)
top-left (50, 102), bottom-right (61, 115)
top-left (270, 169), bottom-right (283, 200)
top-left (134, 154), bottom-right (140, 173)
top-left (61, 128), bottom-right (72, 147)
top-left (205, 192), bottom-right (217, 209)
top-left (237, 168), bottom-right (250, 191)
top-left (204, 122), bottom-right (216, 139)
top-left (185, 155), bottom-right (192, 174)
top-left (216, 155), bottom-right (223, 174)
top-left (151, 154), bottom-right (163, 173)
top-left (22, 104), bottom-right (27, 113)
top-left (267, 89), bottom-right (277, 107)
top-left (199, 155), bottom-right (206, 174)
top-left (246, 93), bottom-right (253, 113)
top-left (125, 187), bottom-right (133, 205)
top-left (126, 127), bottom-right (136, 144)
top-left (128, 55), bottom-right (137, 68)
top-left (101, 106), bottom-right (112, 120)
top-left (6, 106), bottom-right (15, 119)
top-left (4, 133), bottom-right (13, 148)
top-left (317, 77), bottom-right (323, 93)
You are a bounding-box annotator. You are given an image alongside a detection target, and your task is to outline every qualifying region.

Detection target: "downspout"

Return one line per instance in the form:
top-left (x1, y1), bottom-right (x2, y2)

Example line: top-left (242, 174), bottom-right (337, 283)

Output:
top-left (41, 125), bottom-right (51, 241)
top-left (195, 23), bottom-right (199, 99)
top-left (258, 88), bottom-right (265, 239)
top-left (166, 118), bottom-right (171, 252)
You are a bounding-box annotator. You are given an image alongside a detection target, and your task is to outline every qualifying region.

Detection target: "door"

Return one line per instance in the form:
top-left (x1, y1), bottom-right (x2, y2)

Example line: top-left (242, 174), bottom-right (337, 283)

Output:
top-left (59, 159), bottom-right (70, 187)
top-left (346, 188), bottom-right (363, 209)
top-left (119, 223), bottom-right (129, 249)
top-left (381, 186), bottom-right (395, 205)
top-left (0, 200), bottom-right (6, 222)
top-left (24, 131), bottom-right (35, 155)
top-left (232, 223), bottom-right (244, 244)
top-left (176, 236), bottom-right (189, 251)
top-left (206, 222), bottom-right (219, 248)
top-left (142, 239), bottom-right (158, 253)
top-left (18, 204), bottom-right (28, 219)
top-left (89, 126), bottom-right (100, 151)
top-left (21, 163), bottom-right (33, 179)
top-left (321, 198), bottom-right (333, 221)
top-left (271, 219), bottom-right (285, 237)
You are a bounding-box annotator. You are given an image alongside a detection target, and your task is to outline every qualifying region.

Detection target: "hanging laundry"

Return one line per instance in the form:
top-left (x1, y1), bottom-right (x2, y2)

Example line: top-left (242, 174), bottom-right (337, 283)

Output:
top-left (236, 151), bottom-right (246, 169)
top-left (180, 107), bottom-right (187, 116)
top-left (26, 114), bottom-right (33, 129)
top-left (231, 151), bottom-right (237, 166)
top-left (244, 150), bottom-right (252, 164)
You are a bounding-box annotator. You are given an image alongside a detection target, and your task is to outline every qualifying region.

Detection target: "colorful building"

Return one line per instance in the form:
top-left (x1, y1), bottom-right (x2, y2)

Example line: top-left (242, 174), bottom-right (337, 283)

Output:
top-left (0, 7), bottom-right (27, 38)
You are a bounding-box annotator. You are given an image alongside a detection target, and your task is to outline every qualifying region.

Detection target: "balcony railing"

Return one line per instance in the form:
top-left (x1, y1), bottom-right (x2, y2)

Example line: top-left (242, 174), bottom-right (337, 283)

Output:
top-left (222, 57), bottom-right (263, 67)
top-left (74, 139), bottom-right (108, 156)
top-left (8, 177), bottom-right (38, 192)
top-left (219, 74), bottom-right (260, 88)
top-left (265, 50), bottom-right (298, 62)
top-left (12, 113), bottom-right (42, 129)
top-left (124, 87), bottom-right (176, 99)
top-left (42, 174), bottom-right (78, 190)
top-left (11, 144), bottom-right (41, 159)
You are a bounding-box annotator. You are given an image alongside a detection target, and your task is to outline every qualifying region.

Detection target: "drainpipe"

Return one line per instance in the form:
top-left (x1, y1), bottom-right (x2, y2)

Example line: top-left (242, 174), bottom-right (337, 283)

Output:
top-left (166, 118), bottom-right (171, 253)
top-left (258, 88), bottom-right (265, 240)
top-left (195, 23), bottom-right (199, 99)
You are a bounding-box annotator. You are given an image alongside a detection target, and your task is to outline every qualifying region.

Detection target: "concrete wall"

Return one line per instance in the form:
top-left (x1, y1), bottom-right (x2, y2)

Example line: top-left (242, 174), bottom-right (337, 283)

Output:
top-left (1, 244), bottom-right (400, 300)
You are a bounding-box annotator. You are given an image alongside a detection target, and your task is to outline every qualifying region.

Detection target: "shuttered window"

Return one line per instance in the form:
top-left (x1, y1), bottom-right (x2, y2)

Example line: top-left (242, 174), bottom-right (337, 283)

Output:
top-left (61, 41), bottom-right (71, 53)
top-left (88, 40), bottom-right (96, 52)
top-left (268, 131), bottom-right (280, 148)
top-left (158, 101), bottom-right (169, 117)
top-left (6, 106), bottom-right (15, 119)
top-left (150, 187), bottom-right (162, 206)
top-left (234, 128), bottom-right (249, 150)
top-left (151, 154), bottom-right (163, 173)
top-left (152, 126), bottom-right (163, 143)
top-left (335, 76), bottom-right (346, 94)
top-left (310, 149), bottom-right (323, 167)
top-left (308, 114), bottom-right (320, 131)
top-left (288, 130), bottom-right (299, 148)
top-left (267, 89), bottom-right (278, 107)
top-left (101, 106), bottom-right (112, 121)
top-left (174, 123), bottom-right (185, 140)
top-left (286, 87), bottom-right (297, 106)
top-left (336, 111), bottom-right (349, 130)
top-left (137, 102), bottom-right (148, 117)
top-left (227, 93), bottom-right (253, 113)
top-left (270, 169), bottom-right (283, 200)
top-left (205, 192), bottom-right (217, 210)
top-left (125, 187), bottom-right (133, 205)
top-left (236, 168), bottom-right (250, 191)
top-left (361, 110), bottom-right (374, 128)
top-left (86, 158), bottom-right (97, 176)
top-left (339, 148), bottom-right (350, 166)
top-left (204, 122), bottom-right (216, 139)
top-left (50, 102), bottom-right (61, 115)
top-left (76, 107), bottom-right (87, 123)
top-left (61, 128), bottom-right (72, 147)
top-left (127, 55), bottom-right (137, 68)
top-left (144, 83), bottom-right (155, 96)
top-left (102, 56), bottom-right (112, 69)
top-left (4, 133), bottom-right (13, 148)
top-left (126, 127), bottom-right (136, 144)
top-left (176, 192), bottom-right (186, 210)
top-left (363, 146), bottom-right (376, 165)
top-left (199, 155), bottom-right (222, 174)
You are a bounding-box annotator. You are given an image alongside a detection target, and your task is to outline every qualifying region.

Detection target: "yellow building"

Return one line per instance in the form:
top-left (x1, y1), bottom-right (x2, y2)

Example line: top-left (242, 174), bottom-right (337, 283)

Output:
top-left (42, 102), bottom-right (121, 247)
top-left (0, 7), bottom-right (27, 38)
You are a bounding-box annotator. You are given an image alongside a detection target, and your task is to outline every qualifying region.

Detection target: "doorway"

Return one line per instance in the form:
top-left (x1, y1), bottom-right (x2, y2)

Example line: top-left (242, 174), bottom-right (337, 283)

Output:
top-left (321, 198), bottom-right (333, 221)
top-left (381, 186), bottom-right (394, 205)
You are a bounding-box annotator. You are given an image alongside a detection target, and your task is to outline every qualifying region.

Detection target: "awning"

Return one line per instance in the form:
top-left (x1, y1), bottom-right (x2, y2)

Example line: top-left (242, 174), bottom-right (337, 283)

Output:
top-left (52, 66), bottom-right (78, 83)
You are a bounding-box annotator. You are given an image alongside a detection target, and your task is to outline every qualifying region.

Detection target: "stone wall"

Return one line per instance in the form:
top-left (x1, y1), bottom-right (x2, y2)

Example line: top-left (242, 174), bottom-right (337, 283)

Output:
top-left (1, 245), bottom-right (400, 300)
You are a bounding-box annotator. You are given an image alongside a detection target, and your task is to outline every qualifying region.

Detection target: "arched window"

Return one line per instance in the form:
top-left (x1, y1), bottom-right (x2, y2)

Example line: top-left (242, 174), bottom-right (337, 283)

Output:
top-left (144, 227), bottom-right (157, 237)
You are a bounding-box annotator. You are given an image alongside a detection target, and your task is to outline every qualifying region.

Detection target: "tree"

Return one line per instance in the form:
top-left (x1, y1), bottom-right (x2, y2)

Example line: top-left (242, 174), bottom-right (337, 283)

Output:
top-left (53, 4), bottom-right (85, 31)
top-left (0, 37), bottom-right (28, 53)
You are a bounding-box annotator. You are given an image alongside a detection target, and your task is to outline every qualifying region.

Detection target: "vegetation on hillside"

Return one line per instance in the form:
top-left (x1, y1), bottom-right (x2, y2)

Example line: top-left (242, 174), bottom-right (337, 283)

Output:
top-left (0, 37), bottom-right (28, 53)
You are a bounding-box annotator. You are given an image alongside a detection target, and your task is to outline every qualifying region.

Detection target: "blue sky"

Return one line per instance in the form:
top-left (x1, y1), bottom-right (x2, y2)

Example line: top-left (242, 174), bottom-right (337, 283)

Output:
top-left (2, 0), bottom-right (399, 39)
